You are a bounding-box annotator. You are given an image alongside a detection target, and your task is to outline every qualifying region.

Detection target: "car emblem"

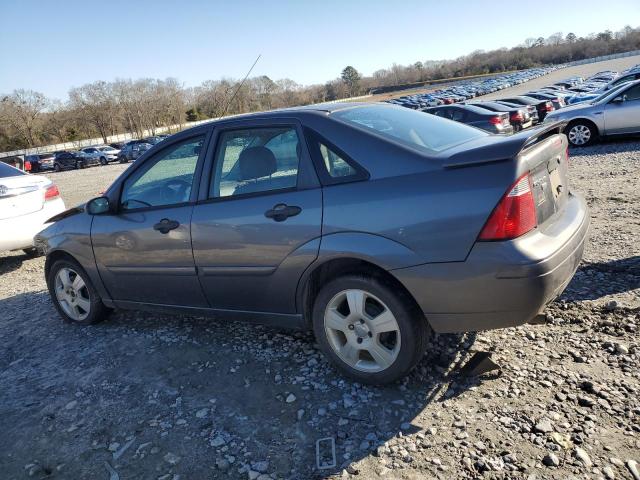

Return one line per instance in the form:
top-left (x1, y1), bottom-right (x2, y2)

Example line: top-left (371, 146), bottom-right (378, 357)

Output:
top-left (0, 184), bottom-right (7, 196)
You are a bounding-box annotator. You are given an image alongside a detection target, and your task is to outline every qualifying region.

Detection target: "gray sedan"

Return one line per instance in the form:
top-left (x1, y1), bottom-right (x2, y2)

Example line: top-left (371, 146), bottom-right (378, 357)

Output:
top-left (545, 80), bottom-right (640, 146)
top-left (37, 103), bottom-right (589, 384)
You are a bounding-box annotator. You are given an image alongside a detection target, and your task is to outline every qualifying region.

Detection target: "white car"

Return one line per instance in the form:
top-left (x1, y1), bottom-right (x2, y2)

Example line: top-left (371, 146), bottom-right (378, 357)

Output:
top-left (0, 162), bottom-right (66, 255)
top-left (81, 146), bottom-right (120, 165)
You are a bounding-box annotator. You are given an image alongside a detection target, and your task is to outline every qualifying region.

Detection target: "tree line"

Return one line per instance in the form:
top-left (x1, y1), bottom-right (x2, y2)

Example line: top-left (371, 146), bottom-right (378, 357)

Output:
top-left (1, 26), bottom-right (638, 152)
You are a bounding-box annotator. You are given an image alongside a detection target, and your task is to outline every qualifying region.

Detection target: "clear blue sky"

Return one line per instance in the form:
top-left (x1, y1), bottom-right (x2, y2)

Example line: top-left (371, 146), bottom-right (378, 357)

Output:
top-left (1, 0), bottom-right (638, 100)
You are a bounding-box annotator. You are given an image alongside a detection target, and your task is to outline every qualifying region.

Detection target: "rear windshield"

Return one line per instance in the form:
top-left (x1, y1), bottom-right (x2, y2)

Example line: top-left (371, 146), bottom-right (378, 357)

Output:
top-left (0, 162), bottom-right (25, 178)
top-left (332, 105), bottom-right (486, 154)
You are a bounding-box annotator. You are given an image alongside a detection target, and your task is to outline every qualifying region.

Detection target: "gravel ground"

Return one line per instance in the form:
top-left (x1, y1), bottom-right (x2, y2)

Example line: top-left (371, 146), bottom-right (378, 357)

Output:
top-left (1, 140), bottom-right (639, 480)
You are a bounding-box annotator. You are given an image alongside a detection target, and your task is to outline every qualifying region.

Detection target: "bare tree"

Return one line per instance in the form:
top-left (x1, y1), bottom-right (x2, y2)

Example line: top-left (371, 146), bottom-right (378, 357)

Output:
top-left (0, 89), bottom-right (48, 147)
top-left (69, 81), bottom-right (119, 143)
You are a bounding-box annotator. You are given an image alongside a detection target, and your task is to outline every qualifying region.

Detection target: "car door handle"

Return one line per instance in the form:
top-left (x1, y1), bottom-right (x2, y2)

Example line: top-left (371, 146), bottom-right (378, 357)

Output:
top-left (153, 218), bottom-right (180, 234)
top-left (265, 204), bottom-right (302, 222)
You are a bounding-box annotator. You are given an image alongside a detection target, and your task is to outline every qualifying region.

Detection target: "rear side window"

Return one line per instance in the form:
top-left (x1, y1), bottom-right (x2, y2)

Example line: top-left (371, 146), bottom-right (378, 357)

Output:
top-left (210, 127), bottom-right (300, 198)
top-left (0, 162), bottom-right (25, 178)
top-left (319, 144), bottom-right (356, 178)
top-left (333, 105), bottom-right (486, 154)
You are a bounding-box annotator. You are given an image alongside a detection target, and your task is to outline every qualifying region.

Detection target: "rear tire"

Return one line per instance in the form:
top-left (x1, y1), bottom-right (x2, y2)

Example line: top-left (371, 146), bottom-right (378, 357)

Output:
top-left (47, 258), bottom-right (110, 325)
top-left (312, 274), bottom-right (429, 385)
top-left (566, 120), bottom-right (598, 147)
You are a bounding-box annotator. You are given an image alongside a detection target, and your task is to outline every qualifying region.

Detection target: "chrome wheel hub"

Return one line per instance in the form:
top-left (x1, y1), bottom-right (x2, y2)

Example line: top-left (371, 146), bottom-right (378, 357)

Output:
top-left (568, 125), bottom-right (591, 145)
top-left (324, 289), bottom-right (401, 373)
top-left (54, 267), bottom-right (90, 321)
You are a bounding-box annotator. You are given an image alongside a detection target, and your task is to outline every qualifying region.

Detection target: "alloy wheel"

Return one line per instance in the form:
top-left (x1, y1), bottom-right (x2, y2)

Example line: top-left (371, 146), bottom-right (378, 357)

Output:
top-left (324, 289), bottom-right (401, 372)
top-left (568, 124), bottom-right (591, 145)
top-left (54, 267), bottom-right (91, 321)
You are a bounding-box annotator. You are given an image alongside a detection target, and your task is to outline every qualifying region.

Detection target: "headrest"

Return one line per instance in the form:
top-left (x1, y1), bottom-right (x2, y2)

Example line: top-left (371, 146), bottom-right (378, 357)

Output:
top-left (238, 146), bottom-right (277, 180)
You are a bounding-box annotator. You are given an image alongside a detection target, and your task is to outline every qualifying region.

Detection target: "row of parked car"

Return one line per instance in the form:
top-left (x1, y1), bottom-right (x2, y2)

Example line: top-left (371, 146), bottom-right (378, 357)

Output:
top-left (387, 66), bottom-right (560, 109)
top-left (387, 63), bottom-right (640, 146)
top-left (1, 135), bottom-right (170, 173)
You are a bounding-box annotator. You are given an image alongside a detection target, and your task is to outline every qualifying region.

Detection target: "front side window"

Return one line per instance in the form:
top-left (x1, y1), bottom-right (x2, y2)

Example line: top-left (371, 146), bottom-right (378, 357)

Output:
top-left (333, 105), bottom-right (486, 154)
top-left (120, 135), bottom-right (204, 210)
top-left (210, 127), bottom-right (300, 198)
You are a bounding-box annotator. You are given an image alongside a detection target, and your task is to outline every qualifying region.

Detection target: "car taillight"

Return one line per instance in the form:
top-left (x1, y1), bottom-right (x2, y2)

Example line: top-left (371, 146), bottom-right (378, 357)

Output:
top-left (478, 173), bottom-right (537, 241)
top-left (544, 101), bottom-right (554, 111)
top-left (489, 116), bottom-right (502, 125)
top-left (510, 112), bottom-right (524, 122)
top-left (44, 184), bottom-right (60, 201)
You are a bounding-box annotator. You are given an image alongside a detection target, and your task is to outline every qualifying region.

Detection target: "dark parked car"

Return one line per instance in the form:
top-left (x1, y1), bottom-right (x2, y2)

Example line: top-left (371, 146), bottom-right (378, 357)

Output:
top-left (53, 151), bottom-right (100, 171)
top-left (524, 91), bottom-right (566, 110)
top-left (25, 153), bottom-right (55, 173)
top-left (495, 101), bottom-right (540, 125)
top-left (469, 102), bottom-right (533, 131)
top-left (118, 142), bottom-right (152, 163)
top-left (422, 104), bottom-right (514, 134)
top-left (37, 103), bottom-right (588, 385)
top-left (497, 96), bottom-right (555, 121)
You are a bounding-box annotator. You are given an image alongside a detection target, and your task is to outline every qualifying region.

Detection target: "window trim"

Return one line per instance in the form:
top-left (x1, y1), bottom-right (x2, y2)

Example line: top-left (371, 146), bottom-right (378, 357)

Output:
top-left (303, 127), bottom-right (369, 186)
top-left (204, 123), bottom-right (307, 202)
top-left (116, 132), bottom-right (209, 213)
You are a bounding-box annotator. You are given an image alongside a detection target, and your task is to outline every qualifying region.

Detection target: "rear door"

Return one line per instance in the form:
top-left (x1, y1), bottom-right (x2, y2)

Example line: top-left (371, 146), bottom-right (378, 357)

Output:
top-left (91, 132), bottom-right (210, 307)
top-left (603, 83), bottom-right (640, 134)
top-left (191, 119), bottom-right (322, 314)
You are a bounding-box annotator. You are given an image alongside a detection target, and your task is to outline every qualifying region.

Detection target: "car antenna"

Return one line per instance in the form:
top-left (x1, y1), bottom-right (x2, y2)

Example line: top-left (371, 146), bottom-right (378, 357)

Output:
top-left (221, 54), bottom-right (261, 118)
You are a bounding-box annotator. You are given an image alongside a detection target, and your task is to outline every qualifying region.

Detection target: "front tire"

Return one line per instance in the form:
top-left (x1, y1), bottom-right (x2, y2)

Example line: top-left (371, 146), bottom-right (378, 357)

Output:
top-left (312, 274), bottom-right (429, 385)
top-left (566, 121), bottom-right (598, 147)
top-left (99, 157), bottom-right (107, 165)
top-left (48, 258), bottom-right (110, 325)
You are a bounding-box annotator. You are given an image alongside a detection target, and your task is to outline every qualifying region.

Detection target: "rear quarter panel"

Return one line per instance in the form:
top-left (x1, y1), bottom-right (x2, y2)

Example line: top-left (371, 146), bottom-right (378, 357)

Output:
top-left (298, 111), bottom-right (517, 266)
top-left (321, 166), bottom-right (511, 265)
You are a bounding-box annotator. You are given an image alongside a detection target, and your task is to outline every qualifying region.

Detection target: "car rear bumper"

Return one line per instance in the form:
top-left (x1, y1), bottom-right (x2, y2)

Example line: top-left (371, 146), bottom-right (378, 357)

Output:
top-left (391, 193), bottom-right (589, 333)
top-left (0, 198), bottom-right (66, 251)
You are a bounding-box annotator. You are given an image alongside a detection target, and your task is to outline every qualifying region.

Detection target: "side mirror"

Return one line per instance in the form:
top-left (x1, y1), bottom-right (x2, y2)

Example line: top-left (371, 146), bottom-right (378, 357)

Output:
top-left (87, 196), bottom-right (110, 215)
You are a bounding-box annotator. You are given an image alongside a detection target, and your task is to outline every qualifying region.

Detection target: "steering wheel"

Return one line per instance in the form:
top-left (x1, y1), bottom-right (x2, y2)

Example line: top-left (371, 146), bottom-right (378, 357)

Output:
top-left (161, 178), bottom-right (191, 204)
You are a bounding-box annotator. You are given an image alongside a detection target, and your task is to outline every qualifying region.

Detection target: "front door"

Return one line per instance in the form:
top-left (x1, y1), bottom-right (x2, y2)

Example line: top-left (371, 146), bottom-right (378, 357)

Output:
top-left (604, 83), bottom-right (640, 135)
top-left (191, 123), bottom-right (322, 314)
top-left (92, 134), bottom-right (209, 307)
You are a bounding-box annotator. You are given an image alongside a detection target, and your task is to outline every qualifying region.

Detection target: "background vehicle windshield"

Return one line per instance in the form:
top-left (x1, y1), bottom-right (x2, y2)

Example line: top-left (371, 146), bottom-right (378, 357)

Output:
top-left (333, 105), bottom-right (487, 154)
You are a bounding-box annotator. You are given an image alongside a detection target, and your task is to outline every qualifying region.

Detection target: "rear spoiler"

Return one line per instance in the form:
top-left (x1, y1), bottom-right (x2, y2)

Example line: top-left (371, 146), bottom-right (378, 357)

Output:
top-left (443, 121), bottom-right (567, 169)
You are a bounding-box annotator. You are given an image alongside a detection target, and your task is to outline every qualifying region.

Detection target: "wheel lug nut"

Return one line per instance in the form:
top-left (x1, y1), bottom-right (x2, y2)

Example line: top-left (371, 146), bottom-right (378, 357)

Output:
top-left (368, 332), bottom-right (372, 337)
top-left (359, 319), bottom-right (365, 324)
top-left (348, 324), bottom-right (355, 330)
top-left (357, 338), bottom-right (363, 344)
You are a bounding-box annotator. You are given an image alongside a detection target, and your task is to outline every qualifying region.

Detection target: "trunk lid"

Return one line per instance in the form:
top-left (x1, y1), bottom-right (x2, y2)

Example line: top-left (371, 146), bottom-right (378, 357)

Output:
top-left (519, 134), bottom-right (569, 226)
top-left (0, 175), bottom-right (50, 220)
top-left (442, 121), bottom-right (569, 225)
